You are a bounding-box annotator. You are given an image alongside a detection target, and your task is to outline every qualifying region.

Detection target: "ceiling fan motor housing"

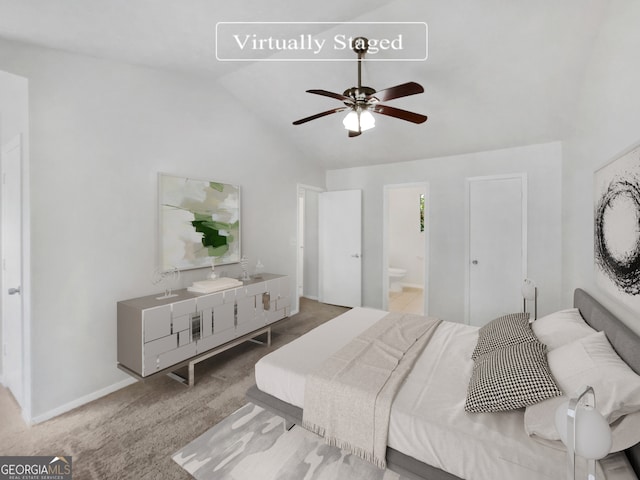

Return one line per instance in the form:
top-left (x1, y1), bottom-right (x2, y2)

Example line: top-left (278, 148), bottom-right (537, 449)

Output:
top-left (343, 86), bottom-right (377, 101)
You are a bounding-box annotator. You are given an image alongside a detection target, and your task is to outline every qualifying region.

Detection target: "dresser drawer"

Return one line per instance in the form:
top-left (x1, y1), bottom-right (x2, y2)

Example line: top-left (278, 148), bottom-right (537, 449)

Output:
top-left (145, 334), bottom-right (177, 356)
top-left (196, 292), bottom-right (224, 310)
top-left (213, 302), bottom-right (235, 332)
top-left (172, 298), bottom-right (196, 318)
top-left (143, 305), bottom-right (172, 342)
top-left (245, 281), bottom-right (266, 297)
top-left (172, 314), bottom-right (190, 333)
top-left (276, 296), bottom-right (291, 310)
top-left (196, 328), bottom-right (236, 354)
top-left (150, 343), bottom-right (197, 372)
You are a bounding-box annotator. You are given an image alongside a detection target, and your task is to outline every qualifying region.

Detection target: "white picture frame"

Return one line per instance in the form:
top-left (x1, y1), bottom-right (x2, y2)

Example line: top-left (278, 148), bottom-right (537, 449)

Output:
top-left (594, 142), bottom-right (640, 312)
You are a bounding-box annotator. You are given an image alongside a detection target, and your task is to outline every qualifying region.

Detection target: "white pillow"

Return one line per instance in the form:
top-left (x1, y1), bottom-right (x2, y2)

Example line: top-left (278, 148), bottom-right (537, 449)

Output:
top-left (524, 331), bottom-right (640, 452)
top-left (531, 308), bottom-right (596, 351)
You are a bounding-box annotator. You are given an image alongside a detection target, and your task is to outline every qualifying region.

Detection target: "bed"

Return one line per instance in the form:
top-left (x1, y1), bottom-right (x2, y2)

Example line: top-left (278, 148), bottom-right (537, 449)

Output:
top-left (246, 289), bottom-right (640, 479)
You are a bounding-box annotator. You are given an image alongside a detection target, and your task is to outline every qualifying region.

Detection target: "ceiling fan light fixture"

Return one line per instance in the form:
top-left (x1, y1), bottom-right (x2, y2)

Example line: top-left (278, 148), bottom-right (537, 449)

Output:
top-left (292, 36), bottom-right (427, 135)
top-left (359, 109), bottom-right (375, 131)
top-left (343, 108), bottom-right (375, 133)
top-left (342, 110), bottom-right (359, 131)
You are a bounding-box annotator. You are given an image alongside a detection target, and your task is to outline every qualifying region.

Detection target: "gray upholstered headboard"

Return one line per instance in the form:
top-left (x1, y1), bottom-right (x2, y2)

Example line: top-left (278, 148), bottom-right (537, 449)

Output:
top-left (573, 288), bottom-right (640, 475)
top-left (574, 288), bottom-right (640, 375)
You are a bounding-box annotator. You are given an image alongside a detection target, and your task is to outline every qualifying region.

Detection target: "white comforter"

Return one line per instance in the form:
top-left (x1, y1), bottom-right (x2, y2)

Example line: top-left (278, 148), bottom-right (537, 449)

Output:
top-left (389, 317), bottom-right (571, 479)
top-left (255, 307), bottom-right (632, 480)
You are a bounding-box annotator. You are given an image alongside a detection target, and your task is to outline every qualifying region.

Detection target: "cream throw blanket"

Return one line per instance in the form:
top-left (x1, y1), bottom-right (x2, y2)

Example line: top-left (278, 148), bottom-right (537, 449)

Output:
top-left (302, 312), bottom-right (442, 469)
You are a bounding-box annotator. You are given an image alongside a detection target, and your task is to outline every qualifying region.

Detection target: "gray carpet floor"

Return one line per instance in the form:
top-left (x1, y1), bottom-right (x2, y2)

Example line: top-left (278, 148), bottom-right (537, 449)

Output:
top-left (0, 298), bottom-right (348, 480)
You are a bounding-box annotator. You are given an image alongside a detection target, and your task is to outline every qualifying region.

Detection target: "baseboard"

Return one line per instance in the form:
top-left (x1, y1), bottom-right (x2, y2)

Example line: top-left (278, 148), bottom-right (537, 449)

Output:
top-left (21, 405), bottom-right (31, 425)
top-left (31, 376), bottom-right (137, 425)
top-left (401, 283), bottom-right (424, 291)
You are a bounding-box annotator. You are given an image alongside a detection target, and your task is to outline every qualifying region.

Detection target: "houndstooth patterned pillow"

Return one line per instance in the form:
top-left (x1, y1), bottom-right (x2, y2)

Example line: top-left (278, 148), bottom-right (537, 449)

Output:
top-left (471, 312), bottom-right (534, 360)
top-left (465, 341), bottom-right (562, 413)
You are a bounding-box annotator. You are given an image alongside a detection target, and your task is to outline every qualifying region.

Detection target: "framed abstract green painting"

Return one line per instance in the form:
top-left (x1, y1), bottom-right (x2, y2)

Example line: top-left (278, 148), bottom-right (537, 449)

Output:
top-left (159, 173), bottom-right (241, 271)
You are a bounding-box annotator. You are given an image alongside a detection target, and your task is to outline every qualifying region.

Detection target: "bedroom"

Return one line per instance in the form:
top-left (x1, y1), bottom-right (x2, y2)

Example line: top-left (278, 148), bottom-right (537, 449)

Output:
top-left (1, 0), bottom-right (640, 478)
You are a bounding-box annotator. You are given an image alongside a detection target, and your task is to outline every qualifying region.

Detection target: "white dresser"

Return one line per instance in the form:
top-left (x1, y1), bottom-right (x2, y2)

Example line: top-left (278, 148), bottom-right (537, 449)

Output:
top-left (117, 274), bottom-right (289, 385)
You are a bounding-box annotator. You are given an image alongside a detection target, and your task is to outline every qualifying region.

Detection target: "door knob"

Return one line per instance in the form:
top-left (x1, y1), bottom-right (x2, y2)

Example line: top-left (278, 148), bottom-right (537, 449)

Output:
top-left (471, 260), bottom-right (478, 265)
top-left (8, 286), bottom-right (21, 295)
top-left (351, 253), bottom-right (361, 258)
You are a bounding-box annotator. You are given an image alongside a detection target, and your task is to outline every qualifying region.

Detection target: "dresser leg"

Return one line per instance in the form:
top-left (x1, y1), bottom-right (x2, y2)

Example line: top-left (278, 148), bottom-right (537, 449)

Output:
top-left (188, 362), bottom-right (195, 387)
top-left (166, 371), bottom-right (188, 386)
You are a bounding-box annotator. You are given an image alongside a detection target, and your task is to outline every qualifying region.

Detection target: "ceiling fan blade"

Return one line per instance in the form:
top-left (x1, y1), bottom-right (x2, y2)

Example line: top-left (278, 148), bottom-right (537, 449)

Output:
top-left (307, 89), bottom-right (353, 102)
top-left (367, 82), bottom-right (424, 103)
top-left (293, 107), bottom-right (348, 125)
top-left (348, 129), bottom-right (362, 138)
top-left (371, 104), bottom-right (427, 124)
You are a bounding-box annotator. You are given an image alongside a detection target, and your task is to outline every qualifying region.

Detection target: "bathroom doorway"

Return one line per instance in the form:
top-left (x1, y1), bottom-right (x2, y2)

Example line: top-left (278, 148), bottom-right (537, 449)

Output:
top-left (383, 183), bottom-right (429, 314)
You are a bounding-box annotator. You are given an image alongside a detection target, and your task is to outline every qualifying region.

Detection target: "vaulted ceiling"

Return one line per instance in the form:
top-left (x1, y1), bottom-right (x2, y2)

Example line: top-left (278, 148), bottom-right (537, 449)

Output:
top-left (0, 0), bottom-right (609, 169)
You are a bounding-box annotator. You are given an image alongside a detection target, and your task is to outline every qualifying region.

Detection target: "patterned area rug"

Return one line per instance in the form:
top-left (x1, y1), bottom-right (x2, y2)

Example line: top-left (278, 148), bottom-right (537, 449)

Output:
top-left (172, 403), bottom-right (410, 480)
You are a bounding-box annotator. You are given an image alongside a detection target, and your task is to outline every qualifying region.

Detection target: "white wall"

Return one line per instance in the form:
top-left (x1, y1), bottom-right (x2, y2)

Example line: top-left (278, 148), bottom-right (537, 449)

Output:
top-left (388, 186), bottom-right (425, 287)
top-left (562, 0), bottom-right (640, 334)
top-left (326, 142), bottom-right (563, 323)
top-left (0, 70), bottom-right (29, 384)
top-left (0, 38), bottom-right (325, 421)
top-left (0, 70), bottom-right (28, 144)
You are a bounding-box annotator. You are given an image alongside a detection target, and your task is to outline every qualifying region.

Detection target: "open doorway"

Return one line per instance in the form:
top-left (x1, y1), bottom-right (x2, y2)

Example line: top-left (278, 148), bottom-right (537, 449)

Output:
top-left (295, 184), bottom-right (324, 313)
top-left (0, 70), bottom-right (31, 423)
top-left (383, 183), bottom-right (429, 314)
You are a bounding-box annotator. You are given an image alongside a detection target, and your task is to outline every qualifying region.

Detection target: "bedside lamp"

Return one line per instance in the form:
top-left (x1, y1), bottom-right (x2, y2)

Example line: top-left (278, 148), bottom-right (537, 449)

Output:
top-left (555, 385), bottom-right (612, 480)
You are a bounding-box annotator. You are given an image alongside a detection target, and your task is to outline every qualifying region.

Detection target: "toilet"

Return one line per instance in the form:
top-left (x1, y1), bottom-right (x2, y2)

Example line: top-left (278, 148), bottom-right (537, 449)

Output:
top-left (388, 267), bottom-right (407, 293)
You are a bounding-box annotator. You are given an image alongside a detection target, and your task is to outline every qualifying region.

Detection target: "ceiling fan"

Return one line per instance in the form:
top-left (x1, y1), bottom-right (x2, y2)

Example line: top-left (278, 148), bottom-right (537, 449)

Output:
top-left (292, 36), bottom-right (428, 137)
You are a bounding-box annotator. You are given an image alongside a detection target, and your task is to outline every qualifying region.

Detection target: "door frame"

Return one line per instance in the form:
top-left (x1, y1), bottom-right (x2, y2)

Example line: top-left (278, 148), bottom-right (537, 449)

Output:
top-left (382, 182), bottom-right (430, 314)
top-left (295, 183), bottom-right (324, 314)
top-left (464, 173), bottom-right (527, 325)
top-left (1, 133), bottom-right (32, 423)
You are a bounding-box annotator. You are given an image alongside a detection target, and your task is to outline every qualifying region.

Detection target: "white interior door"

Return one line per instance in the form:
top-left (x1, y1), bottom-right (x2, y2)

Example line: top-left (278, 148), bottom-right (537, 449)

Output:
top-left (319, 190), bottom-right (362, 307)
top-left (1, 135), bottom-right (24, 405)
top-left (467, 175), bottom-right (526, 326)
